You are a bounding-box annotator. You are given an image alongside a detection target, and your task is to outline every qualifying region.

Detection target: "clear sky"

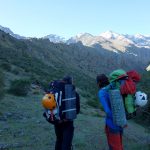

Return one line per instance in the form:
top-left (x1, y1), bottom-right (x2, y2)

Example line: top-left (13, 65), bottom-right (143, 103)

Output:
top-left (0, 0), bottom-right (150, 38)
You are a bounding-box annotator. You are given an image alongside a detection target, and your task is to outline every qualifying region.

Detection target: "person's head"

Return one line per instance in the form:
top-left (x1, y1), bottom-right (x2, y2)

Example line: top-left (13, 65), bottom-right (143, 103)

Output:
top-left (63, 76), bottom-right (73, 84)
top-left (96, 74), bottom-right (109, 89)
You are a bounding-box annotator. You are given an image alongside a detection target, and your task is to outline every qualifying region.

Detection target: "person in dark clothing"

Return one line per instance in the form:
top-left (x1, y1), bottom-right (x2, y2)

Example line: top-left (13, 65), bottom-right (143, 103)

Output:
top-left (50, 76), bottom-right (80, 150)
top-left (54, 120), bottom-right (74, 150)
top-left (96, 74), bottom-right (124, 150)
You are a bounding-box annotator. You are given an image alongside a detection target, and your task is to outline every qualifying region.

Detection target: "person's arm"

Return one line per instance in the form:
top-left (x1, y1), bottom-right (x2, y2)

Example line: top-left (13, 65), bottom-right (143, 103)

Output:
top-left (98, 89), bottom-right (112, 117)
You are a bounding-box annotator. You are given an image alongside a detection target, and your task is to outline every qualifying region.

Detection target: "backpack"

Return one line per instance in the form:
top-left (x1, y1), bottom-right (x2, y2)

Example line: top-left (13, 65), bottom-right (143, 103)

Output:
top-left (120, 70), bottom-right (141, 95)
top-left (119, 70), bottom-right (141, 119)
top-left (42, 80), bottom-right (62, 124)
top-left (108, 69), bottom-right (141, 120)
top-left (107, 83), bottom-right (127, 127)
top-left (42, 80), bottom-right (78, 124)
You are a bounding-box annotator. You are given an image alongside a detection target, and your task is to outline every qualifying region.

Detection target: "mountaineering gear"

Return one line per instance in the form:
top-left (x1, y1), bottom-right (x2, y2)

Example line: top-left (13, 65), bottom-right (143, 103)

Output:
top-left (127, 70), bottom-right (141, 82)
top-left (42, 80), bottom-right (62, 124)
top-left (109, 69), bottom-right (127, 83)
top-left (109, 88), bottom-right (127, 127)
top-left (42, 93), bottom-right (57, 110)
top-left (42, 79), bottom-right (80, 124)
top-left (124, 94), bottom-right (135, 113)
top-left (108, 69), bottom-right (141, 120)
top-left (120, 78), bottom-right (136, 95)
top-left (55, 121), bottom-right (74, 150)
top-left (122, 70), bottom-right (141, 117)
top-left (135, 91), bottom-right (148, 107)
top-left (62, 84), bottom-right (77, 120)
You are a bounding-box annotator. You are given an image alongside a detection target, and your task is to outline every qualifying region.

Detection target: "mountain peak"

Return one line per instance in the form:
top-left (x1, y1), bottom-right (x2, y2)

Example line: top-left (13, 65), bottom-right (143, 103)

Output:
top-left (43, 34), bottom-right (66, 43)
top-left (0, 25), bottom-right (26, 39)
top-left (99, 30), bottom-right (120, 39)
top-left (76, 33), bottom-right (93, 38)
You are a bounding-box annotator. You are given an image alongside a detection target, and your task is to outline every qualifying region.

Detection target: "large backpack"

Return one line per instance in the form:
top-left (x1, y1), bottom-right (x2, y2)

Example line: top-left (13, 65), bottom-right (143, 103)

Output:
top-left (108, 69), bottom-right (141, 120)
top-left (107, 83), bottom-right (127, 127)
top-left (42, 80), bottom-right (77, 124)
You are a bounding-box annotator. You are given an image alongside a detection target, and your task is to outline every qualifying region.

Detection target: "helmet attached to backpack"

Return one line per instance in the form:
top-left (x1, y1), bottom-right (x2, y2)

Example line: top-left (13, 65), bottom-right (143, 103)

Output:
top-left (135, 91), bottom-right (148, 107)
top-left (42, 93), bottom-right (57, 110)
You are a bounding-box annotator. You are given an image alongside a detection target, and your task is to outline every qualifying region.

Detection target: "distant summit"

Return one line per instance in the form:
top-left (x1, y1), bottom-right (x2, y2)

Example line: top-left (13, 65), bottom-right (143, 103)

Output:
top-left (99, 30), bottom-right (119, 39)
top-left (1, 25), bottom-right (150, 50)
top-left (67, 31), bottom-right (150, 51)
top-left (0, 25), bottom-right (26, 39)
top-left (43, 34), bottom-right (65, 43)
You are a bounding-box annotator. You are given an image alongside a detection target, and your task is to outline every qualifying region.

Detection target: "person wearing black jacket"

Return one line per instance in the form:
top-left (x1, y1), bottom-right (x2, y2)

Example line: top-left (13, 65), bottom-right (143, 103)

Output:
top-left (43, 76), bottom-right (80, 150)
top-left (54, 76), bottom-right (80, 150)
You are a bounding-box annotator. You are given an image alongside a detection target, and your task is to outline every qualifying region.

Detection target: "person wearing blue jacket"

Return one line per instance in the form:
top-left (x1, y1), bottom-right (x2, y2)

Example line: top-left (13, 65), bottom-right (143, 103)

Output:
top-left (96, 74), bottom-right (124, 150)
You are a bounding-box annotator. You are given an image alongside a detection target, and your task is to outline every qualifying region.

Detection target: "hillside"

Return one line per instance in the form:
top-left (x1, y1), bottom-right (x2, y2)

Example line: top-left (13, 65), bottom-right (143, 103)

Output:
top-left (0, 30), bottom-right (150, 150)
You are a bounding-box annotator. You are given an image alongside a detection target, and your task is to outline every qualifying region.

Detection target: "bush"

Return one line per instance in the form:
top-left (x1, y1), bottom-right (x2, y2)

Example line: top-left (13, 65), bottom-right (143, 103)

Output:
top-left (0, 62), bottom-right (11, 71)
top-left (86, 96), bottom-right (102, 109)
top-left (0, 70), bottom-right (5, 99)
top-left (11, 68), bottom-right (19, 75)
top-left (8, 79), bottom-right (31, 96)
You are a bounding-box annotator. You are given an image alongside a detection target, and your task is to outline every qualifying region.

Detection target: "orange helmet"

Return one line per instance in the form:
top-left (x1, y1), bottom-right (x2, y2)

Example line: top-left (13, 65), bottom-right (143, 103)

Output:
top-left (42, 93), bottom-right (57, 110)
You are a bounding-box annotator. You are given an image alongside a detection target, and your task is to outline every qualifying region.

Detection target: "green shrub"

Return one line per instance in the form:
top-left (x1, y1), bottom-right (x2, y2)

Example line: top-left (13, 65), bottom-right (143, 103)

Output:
top-left (0, 70), bottom-right (5, 99)
top-left (86, 97), bottom-right (101, 109)
top-left (8, 79), bottom-right (31, 96)
top-left (0, 62), bottom-right (11, 71)
top-left (11, 68), bottom-right (19, 75)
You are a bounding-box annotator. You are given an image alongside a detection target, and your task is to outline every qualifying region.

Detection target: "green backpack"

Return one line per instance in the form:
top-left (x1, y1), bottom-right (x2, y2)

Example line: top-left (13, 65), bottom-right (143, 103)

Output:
top-left (109, 69), bottom-right (138, 120)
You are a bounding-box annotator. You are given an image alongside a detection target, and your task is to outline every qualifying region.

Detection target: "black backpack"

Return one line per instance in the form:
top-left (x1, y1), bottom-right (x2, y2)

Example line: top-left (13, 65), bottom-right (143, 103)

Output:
top-left (43, 80), bottom-right (78, 124)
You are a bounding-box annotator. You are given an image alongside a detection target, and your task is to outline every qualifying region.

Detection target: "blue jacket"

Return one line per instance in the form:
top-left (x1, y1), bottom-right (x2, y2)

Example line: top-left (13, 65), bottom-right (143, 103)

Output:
top-left (98, 87), bottom-right (123, 132)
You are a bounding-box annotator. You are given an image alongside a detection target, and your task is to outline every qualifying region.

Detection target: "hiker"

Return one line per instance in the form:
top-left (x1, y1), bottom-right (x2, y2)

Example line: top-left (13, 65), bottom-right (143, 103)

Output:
top-left (96, 74), bottom-right (124, 150)
top-left (42, 76), bottom-right (80, 150)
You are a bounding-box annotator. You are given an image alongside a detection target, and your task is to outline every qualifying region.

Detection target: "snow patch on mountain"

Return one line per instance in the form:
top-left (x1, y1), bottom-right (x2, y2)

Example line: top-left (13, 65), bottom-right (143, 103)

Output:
top-left (43, 34), bottom-right (66, 43)
top-left (67, 31), bottom-right (150, 51)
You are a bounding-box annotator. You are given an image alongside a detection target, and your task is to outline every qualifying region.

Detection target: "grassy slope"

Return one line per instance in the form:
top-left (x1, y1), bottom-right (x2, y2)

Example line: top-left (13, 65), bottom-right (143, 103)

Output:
top-left (0, 94), bottom-right (149, 150)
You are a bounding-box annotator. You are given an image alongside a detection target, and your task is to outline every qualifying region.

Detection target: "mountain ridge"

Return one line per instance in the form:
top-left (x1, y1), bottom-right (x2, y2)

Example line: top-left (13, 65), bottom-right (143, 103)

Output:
top-left (1, 25), bottom-right (150, 50)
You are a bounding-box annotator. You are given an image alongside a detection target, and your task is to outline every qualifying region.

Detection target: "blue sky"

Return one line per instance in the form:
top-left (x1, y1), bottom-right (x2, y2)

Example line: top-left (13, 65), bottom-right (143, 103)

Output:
top-left (0, 0), bottom-right (150, 38)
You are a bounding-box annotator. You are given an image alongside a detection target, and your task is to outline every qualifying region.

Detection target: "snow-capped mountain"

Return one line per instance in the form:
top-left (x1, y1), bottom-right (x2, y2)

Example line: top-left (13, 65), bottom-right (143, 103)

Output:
top-left (67, 33), bottom-right (94, 45)
top-left (67, 31), bottom-right (150, 52)
top-left (0, 25), bottom-right (26, 39)
top-left (100, 30), bottom-right (119, 39)
top-left (43, 34), bottom-right (66, 43)
top-left (1, 24), bottom-right (150, 51)
top-left (126, 34), bottom-right (150, 48)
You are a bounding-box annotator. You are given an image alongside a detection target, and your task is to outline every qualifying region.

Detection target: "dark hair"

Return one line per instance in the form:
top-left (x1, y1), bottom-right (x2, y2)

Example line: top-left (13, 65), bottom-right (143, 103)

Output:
top-left (96, 74), bottom-right (109, 89)
top-left (63, 76), bottom-right (73, 84)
